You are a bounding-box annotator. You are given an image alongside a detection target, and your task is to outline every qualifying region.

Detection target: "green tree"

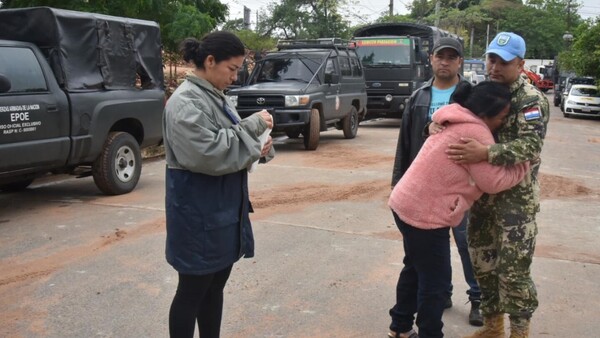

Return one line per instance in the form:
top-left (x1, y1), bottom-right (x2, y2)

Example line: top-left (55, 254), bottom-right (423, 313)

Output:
top-left (499, 5), bottom-right (568, 59)
top-left (235, 29), bottom-right (277, 51)
top-left (561, 20), bottom-right (600, 80)
top-left (257, 0), bottom-right (350, 39)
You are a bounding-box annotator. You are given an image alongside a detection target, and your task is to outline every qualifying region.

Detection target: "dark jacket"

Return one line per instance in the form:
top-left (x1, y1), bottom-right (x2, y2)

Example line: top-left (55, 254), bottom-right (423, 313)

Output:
top-left (165, 168), bottom-right (253, 275)
top-left (391, 76), bottom-right (468, 186)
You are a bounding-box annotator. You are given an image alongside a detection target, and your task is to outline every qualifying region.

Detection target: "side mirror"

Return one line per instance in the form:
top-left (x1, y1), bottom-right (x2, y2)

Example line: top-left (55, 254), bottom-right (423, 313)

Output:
top-left (325, 72), bottom-right (340, 84)
top-left (416, 51), bottom-right (428, 65)
top-left (0, 74), bottom-right (11, 93)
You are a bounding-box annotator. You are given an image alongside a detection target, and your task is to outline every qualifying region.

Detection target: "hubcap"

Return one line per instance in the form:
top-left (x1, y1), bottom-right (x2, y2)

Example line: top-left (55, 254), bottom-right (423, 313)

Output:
top-left (114, 145), bottom-right (135, 182)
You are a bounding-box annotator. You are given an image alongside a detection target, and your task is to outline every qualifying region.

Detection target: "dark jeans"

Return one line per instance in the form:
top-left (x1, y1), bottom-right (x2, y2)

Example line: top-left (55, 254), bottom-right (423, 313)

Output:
top-left (449, 214), bottom-right (481, 302)
top-left (169, 265), bottom-right (233, 338)
top-left (389, 212), bottom-right (451, 338)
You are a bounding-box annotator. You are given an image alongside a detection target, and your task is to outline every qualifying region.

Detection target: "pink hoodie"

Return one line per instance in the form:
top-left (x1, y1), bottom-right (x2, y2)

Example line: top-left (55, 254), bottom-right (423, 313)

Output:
top-left (388, 103), bottom-right (529, 230)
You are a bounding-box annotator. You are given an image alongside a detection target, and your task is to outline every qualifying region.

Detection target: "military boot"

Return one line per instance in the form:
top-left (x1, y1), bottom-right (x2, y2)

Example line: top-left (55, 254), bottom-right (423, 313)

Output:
top-left (509, 316), bottom-right (530, 338)
top-left (462, 313), bottom-right (504, 338)
top-left (468, 300), bottom-right (484, 326)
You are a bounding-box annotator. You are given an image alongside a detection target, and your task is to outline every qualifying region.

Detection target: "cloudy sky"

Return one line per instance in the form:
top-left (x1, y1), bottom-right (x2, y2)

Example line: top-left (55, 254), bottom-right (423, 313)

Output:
top-left (221, 0), bottom-right (600, 27)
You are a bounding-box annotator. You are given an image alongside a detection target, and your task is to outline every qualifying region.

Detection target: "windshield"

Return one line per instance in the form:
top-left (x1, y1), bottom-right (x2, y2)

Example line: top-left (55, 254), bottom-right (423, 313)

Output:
top-left (248, 55), bottom-right (323, 84)
top-left (571, 87), bottom-right (599, 97)
top-left (354, 38), bottom-right (411, 66)
top-left (464, 60), bottom-right (486, 74)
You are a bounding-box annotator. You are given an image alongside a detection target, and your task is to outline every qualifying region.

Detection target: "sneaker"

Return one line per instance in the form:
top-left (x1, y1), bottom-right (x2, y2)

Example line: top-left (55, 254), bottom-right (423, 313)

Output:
top-left (388, 329), bottom-right (419, 338)
top-left (444, 297), bottom-right (453, 310)
top-left (468, 300), bottom-right (483, 326)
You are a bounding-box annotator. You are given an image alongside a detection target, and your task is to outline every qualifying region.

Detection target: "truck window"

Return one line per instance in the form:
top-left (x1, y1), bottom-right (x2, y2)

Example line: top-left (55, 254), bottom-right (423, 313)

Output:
top-left (339, 56), bottom-right (352, 76)
top-left (0, 47), bottom-right (48, 93)
top-left (355, 38), bottom-right (411, 66)
top-left (350, 57), bottom-right (363, 77)
top-left (250, 56), bottom-right (321, 84)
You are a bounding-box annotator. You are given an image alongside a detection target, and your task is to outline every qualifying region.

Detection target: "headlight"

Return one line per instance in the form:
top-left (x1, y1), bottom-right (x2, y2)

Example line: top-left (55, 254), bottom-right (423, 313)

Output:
top-left (228, 95), bottom-right (238, 107)
top-left (566, 100), bottom-right (574, 105)
top-left (285, 95), bottom-right (310, 107)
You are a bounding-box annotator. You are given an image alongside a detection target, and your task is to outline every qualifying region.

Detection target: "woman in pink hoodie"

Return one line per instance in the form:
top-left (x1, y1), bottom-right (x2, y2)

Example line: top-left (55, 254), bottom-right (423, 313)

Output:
top-left (388, 81), bottom-right (529, 338)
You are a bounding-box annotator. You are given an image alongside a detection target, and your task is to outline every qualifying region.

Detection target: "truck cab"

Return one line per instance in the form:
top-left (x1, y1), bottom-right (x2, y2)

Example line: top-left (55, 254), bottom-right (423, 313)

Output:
top-left (352, 23), bottom-right (462, 119)
top-left (0, 7), bottom-right (165, 194)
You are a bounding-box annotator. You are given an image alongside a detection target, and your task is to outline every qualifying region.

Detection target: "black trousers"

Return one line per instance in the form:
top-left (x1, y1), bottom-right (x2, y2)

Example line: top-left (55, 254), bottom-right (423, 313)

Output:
top-left (169, 265), bottom-right (233, 338)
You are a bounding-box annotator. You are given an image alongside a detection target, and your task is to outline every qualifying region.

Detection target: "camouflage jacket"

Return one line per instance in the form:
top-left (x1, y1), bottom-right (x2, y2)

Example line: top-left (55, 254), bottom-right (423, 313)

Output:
top-left (471, 76), bottom-right (550, 225)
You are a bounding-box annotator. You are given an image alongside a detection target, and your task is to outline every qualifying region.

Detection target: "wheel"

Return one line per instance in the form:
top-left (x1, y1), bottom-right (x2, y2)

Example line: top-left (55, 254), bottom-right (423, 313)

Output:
top-left (285, 130), bottom-right (301, 139)
top-left (93, 131), bottom-right (142, 195)
top-left (341, 106), bottom-right (359, 139)
top-left (553, 96), bottom-right (560, 107)
top-left (0, 178), bottom-right (34, 192)
top-left (303, 108), bottom-right (320, 150)
top-left (563, 111), bottom-right (570, 118)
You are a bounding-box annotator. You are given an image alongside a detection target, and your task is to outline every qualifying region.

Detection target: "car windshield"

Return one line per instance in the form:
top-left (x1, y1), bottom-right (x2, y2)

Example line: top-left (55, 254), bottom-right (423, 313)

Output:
top-left (464, 60), bottom-right (486, 74)
top-left (248, 55), bottom-right (323, 84)
top-left (571, 87), bottom-right (600, 97)
top-left (354, 38), bottom-right (411, 66)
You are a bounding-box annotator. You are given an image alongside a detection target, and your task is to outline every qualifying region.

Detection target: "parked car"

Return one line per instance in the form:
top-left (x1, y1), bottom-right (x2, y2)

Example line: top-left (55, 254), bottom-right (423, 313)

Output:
top-left (227, 38), bottom-right (367, 150)
top-left (560, 76), bottom-right (595, 112)
top-left (563, 84), bottom-right (600, 118)
top-left (464, 70), bottom-right (485, 85)
top-left (0, 7), bottom-right (164, 194)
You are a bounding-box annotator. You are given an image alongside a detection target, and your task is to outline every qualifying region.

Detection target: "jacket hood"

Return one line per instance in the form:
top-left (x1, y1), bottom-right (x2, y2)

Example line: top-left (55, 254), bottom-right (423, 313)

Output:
top-left (432, 103), bottom-right (484, 127)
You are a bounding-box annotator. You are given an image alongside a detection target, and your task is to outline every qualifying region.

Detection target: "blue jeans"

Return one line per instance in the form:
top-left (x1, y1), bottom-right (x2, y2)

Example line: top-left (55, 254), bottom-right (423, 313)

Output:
top-left (449, 214), bottom-right (481, 302)
top-left (389, 212), bottom-right (451, 338)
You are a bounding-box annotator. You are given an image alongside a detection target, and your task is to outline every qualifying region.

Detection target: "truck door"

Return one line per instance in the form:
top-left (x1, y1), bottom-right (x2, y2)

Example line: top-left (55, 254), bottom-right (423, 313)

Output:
top-left (337, 51), bottom-right (354, 118)
top-left (323, 57), bottom-right (341, 117)
top-left (0, 45), bottom-right (70, 173)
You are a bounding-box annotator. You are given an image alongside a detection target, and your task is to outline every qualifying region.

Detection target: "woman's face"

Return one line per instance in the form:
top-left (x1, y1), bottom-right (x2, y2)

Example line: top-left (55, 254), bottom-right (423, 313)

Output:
top-left (482, 104), bottom-right (510, 131)
top-left (204, 55), bottom-right (245, 91)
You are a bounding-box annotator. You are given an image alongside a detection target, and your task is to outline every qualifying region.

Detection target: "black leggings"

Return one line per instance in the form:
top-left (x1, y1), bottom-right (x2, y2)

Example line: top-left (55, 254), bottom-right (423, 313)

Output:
top-left (169, 265), bottom-right (233, 338)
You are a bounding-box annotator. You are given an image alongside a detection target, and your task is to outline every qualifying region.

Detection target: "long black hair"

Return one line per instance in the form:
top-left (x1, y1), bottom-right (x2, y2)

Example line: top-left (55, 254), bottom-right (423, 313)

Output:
top-left (180, 31), bottom-right (245, 69)
top-left (452, 81), bottom-right (511, 118)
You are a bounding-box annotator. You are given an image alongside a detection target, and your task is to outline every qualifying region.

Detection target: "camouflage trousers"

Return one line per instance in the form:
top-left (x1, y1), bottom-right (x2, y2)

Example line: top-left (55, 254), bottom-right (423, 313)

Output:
top-left (467, 212), bottom-right (538, 318)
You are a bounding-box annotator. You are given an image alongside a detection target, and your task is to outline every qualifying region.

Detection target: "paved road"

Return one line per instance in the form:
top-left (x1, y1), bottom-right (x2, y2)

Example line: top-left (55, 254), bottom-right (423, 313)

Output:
top-left (1, 100), bottom-right (599, 337)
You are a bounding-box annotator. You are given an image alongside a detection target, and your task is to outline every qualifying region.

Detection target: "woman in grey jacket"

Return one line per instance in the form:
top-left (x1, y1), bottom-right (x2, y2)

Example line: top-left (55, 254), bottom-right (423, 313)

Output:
top-left (163, 31), bottom-right (274, 338)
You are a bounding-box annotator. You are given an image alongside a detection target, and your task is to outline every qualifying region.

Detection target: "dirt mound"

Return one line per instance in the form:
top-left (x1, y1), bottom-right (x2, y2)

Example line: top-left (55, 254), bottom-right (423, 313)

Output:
top-left (539, 173), bottom-right (593, 199)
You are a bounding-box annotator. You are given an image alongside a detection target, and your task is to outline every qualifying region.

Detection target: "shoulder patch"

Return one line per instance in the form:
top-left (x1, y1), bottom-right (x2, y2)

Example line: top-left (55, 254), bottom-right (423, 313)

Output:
top-left (523, 107), bottom-right (541, 121)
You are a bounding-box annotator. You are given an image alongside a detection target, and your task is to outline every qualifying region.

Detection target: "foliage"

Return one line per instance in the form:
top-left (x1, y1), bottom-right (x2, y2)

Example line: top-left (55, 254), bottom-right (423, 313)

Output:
top-left (560, 20), bottom-right (600, 79)
top-left (257, 0), bottom-right (350, 39)
top-left (499, 4), bottom-right (567, 58)
top-left (235, 29), bottom-right (277, 52)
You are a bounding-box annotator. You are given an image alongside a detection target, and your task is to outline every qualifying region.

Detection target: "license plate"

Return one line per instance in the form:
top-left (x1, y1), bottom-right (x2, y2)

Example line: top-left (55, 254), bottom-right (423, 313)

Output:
top-left (582, 107), bottom-right (591, 112)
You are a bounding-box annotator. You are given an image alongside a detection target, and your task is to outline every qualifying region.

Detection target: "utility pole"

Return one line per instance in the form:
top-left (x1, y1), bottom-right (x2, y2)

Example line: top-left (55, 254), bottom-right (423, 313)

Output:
top-left (243, 6), bottom-right (251, 30)
top-left (434, 1), bottom-right (440, 27)
top-left (389, 0), bottom-right (394, 17)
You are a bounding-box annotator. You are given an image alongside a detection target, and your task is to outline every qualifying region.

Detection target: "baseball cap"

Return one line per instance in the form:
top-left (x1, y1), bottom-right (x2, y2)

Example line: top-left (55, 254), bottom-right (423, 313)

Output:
top-left (485, 32), bottom-right (526, 61)
top-left (432, 37), bottom-right (463, 57)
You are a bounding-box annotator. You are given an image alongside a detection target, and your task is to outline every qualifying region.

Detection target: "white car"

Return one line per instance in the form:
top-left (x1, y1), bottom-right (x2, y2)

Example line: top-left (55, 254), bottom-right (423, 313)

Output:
top-left (563, 84), bottom-right (600, 118)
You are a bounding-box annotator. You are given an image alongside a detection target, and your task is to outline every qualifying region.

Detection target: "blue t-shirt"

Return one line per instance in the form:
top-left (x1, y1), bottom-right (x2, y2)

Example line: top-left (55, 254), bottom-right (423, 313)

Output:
top-left (429, 85), bottom-right (456, 120)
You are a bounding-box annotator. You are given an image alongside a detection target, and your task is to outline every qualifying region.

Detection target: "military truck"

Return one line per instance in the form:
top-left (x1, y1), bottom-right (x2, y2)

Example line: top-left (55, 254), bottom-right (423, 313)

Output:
top-left (0, 7), bottom-right (165, 194)
top-left (227, 38), bottom-right (367, 151)
top-left (352, 23), bottom-right (462, 119)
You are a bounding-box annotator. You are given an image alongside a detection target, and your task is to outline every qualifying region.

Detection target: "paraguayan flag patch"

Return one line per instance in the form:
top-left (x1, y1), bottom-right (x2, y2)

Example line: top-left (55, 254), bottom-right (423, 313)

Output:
top-left (523, 107), bottom-right (541, 121)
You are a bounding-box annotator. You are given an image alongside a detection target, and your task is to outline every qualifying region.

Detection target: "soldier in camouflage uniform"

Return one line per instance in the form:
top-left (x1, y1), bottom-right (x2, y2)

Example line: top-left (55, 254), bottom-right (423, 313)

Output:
top-left (445, 32), bottom-right (549, 338)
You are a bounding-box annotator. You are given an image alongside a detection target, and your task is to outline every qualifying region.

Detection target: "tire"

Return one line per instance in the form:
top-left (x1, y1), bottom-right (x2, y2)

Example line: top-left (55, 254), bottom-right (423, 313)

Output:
top-left (92, 132), bottom-right (142, 195)
top-left (303, 108), bottom-right (320, 151)
top-left (341, 106), bottom-right (359, 139)
top-left (285, 130), bottom-right (301, 139)
top-left (0, 178), bottom-right (34, 192)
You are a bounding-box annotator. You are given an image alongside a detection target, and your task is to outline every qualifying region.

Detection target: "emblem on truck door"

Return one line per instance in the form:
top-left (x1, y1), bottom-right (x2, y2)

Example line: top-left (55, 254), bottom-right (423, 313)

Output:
top-left (256, 97), bottom-right (266, 105)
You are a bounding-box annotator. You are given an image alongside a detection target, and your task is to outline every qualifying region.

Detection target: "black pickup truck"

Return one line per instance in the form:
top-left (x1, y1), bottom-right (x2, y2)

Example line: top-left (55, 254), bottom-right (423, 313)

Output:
top-left (0, 7), bottom-right (164, 195)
